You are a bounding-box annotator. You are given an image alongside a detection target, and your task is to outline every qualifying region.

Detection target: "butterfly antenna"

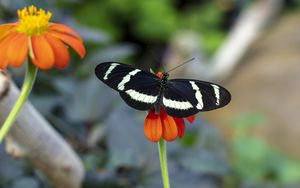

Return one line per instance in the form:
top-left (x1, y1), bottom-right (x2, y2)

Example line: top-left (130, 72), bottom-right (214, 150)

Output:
top-left (166, 57), bottom-right (195, 73)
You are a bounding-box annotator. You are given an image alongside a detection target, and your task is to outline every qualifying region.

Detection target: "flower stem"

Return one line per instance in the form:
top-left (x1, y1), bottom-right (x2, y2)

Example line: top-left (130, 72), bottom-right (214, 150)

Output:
top-left (158, 139), bottom-right (170, 188)
top-left (0, 61), bottom-right (38, 143)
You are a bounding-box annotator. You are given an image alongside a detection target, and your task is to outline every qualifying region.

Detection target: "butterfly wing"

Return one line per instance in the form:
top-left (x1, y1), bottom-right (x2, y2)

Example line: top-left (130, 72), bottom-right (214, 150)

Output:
top-left (95, 62), bottom-right (161, 110)
top-left (163, 79), bottom-right (231, 117)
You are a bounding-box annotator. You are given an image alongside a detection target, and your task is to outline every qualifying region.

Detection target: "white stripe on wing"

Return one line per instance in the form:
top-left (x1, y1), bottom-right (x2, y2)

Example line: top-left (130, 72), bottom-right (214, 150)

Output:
top-left (211, 84), bottom-right (220, 105)
top-left (104, 63), bottom-right (119, 80)
top-left (190, 81), bottom-right (204, 110)
top-left (118, 69), bottom-right (141, 91)
top-left (162, 97), bottom-right (193, 110)
top-left (125, 89), bottom-right (157, 103)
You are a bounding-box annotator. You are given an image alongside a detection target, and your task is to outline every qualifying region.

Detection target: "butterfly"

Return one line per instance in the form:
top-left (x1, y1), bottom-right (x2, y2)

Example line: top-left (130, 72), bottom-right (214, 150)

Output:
top-left (95, 62), bottom-right (231, 118)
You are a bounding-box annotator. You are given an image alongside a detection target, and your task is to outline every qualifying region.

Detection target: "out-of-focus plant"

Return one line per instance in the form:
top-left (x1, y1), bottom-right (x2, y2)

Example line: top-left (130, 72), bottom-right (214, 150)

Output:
top-left (71, 0), bottom-right (228, 57)
top-left (230, 112), bottom-right (300, 186)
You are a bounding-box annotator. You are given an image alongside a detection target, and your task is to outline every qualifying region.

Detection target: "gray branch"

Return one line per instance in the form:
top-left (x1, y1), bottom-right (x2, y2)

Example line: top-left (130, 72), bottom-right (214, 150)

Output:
top-left (208, 0), bottom-right (283, 81)
top-left (164, 0), bottom-right (283, 82)
top-left (0, 71), bottom-right (84, 188)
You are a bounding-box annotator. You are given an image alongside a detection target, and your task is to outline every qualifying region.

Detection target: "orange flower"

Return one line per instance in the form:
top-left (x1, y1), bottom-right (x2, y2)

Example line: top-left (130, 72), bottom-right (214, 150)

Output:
top-left (144, 108), bottom-right (195, 142)
top-left (0, 5), bottom-right (85, 70)
top-left (143, 71), bottom-right (196, 142)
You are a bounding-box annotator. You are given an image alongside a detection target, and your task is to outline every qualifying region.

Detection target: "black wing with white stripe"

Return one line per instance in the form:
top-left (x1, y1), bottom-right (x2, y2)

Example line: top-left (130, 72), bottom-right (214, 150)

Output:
top-left (163, 79), bottom-right (231, 117)
top-left (95, 62), bottom-right (161, 110)
top-left (95, 62), bottom-right (231, 116)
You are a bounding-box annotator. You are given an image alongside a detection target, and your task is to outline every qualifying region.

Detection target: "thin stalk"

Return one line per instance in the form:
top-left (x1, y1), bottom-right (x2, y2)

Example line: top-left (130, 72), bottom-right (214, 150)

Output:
top-left (0, 60), bottom-right (38, 143)
top-left (158, 139), bottom-right (170, 188)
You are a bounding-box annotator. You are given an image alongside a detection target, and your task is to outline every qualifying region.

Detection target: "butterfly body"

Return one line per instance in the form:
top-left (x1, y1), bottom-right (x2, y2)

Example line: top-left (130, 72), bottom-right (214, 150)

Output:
top-left (155, 72), bottom-right (169, 114)
top-left (95, 62), bottom-right (231, 118)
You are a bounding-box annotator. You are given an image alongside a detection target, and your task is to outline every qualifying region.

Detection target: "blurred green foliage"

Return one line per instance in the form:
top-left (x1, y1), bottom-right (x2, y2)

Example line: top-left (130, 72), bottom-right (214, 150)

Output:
top-left (72, 0), bottom-right (227, 56)
top-left (230, 112), bottom-right (300, 186)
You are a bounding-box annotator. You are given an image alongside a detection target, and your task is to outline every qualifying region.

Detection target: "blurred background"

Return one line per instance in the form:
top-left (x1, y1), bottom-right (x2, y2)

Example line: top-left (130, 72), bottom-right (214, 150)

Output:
top-left (1, 0), bottom-right (300, 188)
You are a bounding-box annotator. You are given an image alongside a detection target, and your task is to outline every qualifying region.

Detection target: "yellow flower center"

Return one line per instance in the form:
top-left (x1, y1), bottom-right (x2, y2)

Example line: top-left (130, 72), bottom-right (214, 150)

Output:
top-left (16, 5), bottom-right (52, 35)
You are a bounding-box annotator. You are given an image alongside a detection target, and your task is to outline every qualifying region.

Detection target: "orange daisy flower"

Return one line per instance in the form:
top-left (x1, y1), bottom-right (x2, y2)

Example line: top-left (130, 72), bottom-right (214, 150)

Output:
top-left (0, 5), bottom-right (85, 70)
top-left (144, 108), bottom-right (195, 142)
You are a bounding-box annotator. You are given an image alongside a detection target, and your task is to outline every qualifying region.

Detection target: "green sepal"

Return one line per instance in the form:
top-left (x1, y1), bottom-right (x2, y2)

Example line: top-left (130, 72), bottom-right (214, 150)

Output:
top-left (150, 68), bottom-right (155, 74)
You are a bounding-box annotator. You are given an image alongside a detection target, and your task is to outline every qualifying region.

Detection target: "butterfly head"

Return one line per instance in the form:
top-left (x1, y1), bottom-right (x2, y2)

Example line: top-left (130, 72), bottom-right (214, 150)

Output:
top-left (156, 71), bottom-right (169, 80)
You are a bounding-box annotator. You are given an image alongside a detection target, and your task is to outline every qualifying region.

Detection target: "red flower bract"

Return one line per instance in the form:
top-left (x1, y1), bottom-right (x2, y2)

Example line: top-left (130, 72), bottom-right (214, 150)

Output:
top-left (144, 108), bottom-right (195, 142)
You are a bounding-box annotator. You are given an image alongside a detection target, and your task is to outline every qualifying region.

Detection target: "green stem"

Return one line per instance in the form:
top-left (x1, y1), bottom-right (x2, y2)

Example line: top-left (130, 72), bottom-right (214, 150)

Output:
top-left (0, 61), bottom-right (38, 143)
top-left (158, 139), bottom-right (170, 188)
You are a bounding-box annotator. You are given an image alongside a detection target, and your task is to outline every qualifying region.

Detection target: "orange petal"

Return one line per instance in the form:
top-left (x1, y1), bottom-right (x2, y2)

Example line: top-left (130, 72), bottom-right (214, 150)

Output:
top-left (174, 118), bottom-right (185, 138)
top-left (0, 58), bottom-right (8, 69)
top-left (0, 33), bottom-right (18, 69)
top-left (144, 110), bottom-right (162, 142)
top-left (6, 33), bottom-right (28, 67)
top-left (49, 23), bottom-right (81, 39)
top-left (48, 30), bottom-right (86, 58)
top-left (186, 115), bottom-right (196, 123)
top-left (45, 33), bottom-right (70, 69)
top-left (160, 109), bottom-right (178, 142)
top-left (31, 35), bottom-right (55, 70)
top-left (0, 23), bottom-right (16, 41)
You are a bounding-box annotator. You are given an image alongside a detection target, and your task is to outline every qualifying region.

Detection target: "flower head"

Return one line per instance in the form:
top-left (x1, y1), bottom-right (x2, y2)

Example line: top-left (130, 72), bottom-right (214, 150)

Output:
top-left (0, 5), bottom-right (85, 70)
top-left (144, 108), bottom-right (195, 142)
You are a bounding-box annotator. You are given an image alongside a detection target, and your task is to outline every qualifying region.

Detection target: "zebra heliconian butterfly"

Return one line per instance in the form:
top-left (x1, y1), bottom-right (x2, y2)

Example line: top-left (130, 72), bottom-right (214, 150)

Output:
top-left (95, 62), bottom-right (231, 118)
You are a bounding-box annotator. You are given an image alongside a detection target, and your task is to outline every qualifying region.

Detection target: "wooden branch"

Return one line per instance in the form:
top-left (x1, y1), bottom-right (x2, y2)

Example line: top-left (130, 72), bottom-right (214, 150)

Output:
top-left (164, 0), bottom-right (283, 81)
top-left (208, 0), bottom-right (283, 81)
top-left (0, 71), bottom-right (84, 188)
